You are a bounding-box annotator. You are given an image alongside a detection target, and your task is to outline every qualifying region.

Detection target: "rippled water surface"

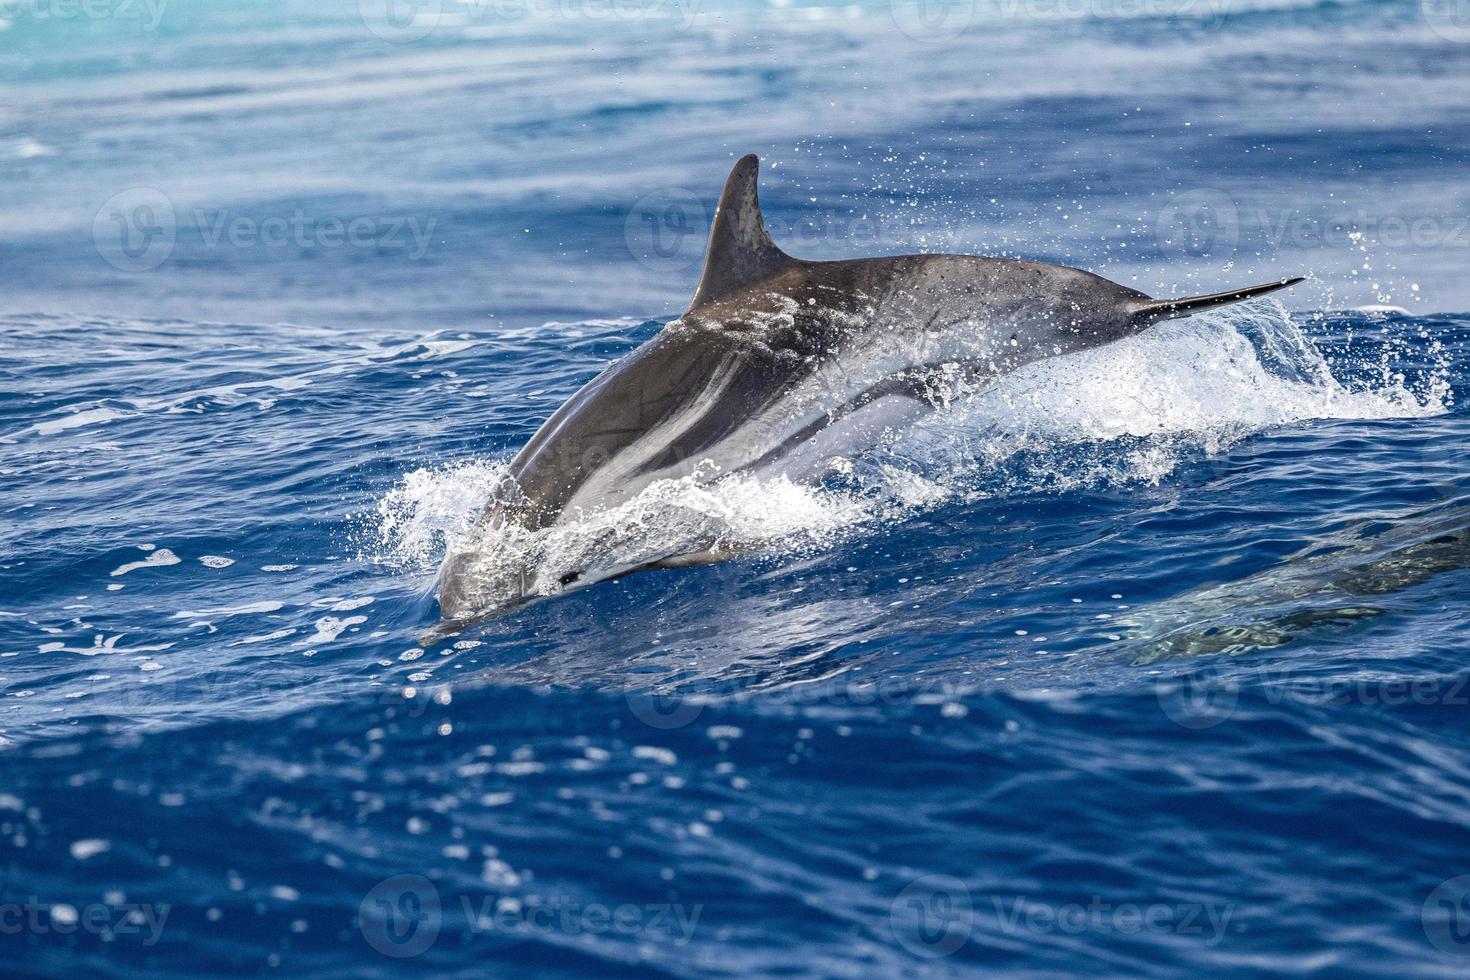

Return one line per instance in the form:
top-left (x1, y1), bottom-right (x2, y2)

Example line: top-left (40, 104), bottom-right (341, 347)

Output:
top-left (4, 0), bottom-right (1470, 975)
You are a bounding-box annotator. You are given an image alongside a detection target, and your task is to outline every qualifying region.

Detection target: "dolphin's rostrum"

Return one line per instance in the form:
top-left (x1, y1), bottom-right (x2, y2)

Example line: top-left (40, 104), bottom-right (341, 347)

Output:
top-left (434, 154), bottom-right (1303, 625)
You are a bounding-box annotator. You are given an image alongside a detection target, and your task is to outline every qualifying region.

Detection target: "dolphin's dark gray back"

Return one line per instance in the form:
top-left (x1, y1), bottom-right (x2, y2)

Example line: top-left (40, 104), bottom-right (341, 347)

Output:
top-left (687, 153), bottom-right (1301, 327)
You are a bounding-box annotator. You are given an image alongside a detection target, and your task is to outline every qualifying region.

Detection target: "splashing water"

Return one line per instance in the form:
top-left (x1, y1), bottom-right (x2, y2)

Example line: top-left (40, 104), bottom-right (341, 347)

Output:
top-left (370, 459), bottom-right (508, 574)
top-left (880, 303), bottom-right (1447, 495)
top-left (363, 303), bottom-right (1448, 616)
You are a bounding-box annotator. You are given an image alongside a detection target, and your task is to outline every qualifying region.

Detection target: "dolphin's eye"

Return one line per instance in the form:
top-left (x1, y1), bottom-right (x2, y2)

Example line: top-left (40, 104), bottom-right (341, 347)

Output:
top-left (559, 571), bottom-right (582, 586)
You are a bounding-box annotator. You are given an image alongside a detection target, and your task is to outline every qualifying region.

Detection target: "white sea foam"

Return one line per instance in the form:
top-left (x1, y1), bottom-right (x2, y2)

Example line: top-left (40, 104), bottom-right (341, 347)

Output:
top-left (235, 627), bottom-right (298, 645)
top-left (171, 601), bottom-right (283, 619)
top-left (69, 839), bottom-right (110, 860)
top-left (110, 548), bottom-right (181, 577)
top-left (39, 634), bottom-right (175, 657)
top-left (303, 615), bottom-right (366, 646)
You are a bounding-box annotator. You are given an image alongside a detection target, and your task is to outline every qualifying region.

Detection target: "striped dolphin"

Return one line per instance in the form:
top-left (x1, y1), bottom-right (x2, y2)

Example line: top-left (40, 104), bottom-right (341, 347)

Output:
top-left (433, 154), bottom-right (1302, 625)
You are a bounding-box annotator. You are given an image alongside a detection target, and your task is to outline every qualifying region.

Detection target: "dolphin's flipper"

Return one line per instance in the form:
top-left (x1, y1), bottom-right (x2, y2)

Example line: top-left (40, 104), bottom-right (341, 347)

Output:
top-left (689, 154), bottom-right (795, 309)
top-left (1130, 276), bottom-right (1306, 324)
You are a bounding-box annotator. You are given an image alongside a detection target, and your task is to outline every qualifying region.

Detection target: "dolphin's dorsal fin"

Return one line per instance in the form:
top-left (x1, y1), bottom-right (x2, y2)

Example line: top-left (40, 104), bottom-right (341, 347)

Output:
top-left (689, 154), bottom-right (793, 309)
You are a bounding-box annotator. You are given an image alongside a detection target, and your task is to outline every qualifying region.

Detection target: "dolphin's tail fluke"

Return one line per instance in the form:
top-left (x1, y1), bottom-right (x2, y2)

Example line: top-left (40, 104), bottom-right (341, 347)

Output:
top-left (1131, 276), bottom-right (1306, 324)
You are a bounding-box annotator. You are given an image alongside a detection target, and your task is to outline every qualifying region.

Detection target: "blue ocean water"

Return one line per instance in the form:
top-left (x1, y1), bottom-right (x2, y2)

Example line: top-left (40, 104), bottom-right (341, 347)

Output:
top-left (4, 0), bottom-right (1470, 975)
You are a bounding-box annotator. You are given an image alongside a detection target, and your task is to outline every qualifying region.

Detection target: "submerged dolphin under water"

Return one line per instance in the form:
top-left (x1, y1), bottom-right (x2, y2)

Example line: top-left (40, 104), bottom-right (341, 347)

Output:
top-left (433, 154), bottom-right (1303, 627)
top-left (1116, 505), bottom-right (1470, 665)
